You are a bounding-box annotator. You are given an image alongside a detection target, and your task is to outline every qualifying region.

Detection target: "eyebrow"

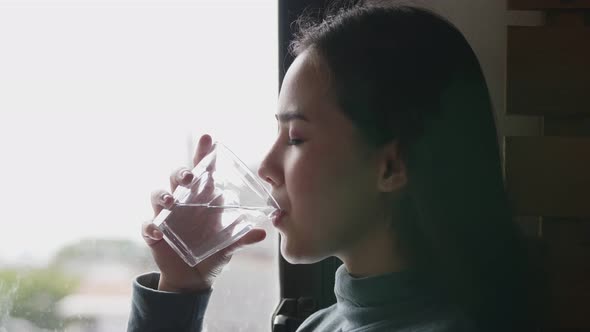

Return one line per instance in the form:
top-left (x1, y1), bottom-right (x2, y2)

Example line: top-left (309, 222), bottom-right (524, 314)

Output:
top-left (275, 110), bottom-right (310, 124)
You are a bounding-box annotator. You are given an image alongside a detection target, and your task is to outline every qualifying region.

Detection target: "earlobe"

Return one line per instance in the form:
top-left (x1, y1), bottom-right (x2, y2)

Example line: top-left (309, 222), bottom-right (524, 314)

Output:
top-left (375, 141), bottom-right (408, 192)
top-left (378, 158), bottom-right (408, 192)
top-left (384, 159), bottom-right (394, 178)
top-left (378, 142), bottom-right (407, 192)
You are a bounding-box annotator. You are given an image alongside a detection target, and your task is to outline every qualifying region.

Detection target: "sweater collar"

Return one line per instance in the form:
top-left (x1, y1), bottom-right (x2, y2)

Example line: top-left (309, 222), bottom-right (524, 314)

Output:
top-left (334, 264), bottom-right (431, 308)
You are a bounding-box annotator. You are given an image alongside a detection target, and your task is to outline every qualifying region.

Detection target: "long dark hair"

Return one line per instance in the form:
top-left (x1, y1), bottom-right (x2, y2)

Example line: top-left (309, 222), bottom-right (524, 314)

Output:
top-left (290, 2), bottom-right (536, 331)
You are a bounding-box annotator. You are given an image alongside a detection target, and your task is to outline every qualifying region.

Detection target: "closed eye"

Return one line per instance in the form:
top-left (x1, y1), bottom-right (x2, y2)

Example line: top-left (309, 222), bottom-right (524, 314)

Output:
top-left (288, 139), bottom-right (304, 146)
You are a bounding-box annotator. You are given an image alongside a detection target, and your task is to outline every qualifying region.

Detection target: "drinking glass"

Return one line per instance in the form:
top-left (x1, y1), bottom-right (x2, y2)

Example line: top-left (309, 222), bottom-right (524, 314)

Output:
top-left (152, 141), bottom-right (281, 267)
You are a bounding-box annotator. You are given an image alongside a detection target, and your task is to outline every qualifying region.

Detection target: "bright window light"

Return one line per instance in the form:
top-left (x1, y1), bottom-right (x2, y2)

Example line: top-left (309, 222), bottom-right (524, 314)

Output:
top-left (0, 1), bottom-right (279, 331)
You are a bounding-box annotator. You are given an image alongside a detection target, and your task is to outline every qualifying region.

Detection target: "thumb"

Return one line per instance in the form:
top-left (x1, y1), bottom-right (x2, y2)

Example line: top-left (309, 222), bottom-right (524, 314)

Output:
top-left (226, 228), bottom-right (267, 254)
top-left (239, 228), bottom-right (267, 245)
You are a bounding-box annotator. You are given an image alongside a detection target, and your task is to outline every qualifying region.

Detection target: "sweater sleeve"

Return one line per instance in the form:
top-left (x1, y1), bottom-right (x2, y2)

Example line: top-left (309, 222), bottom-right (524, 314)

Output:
top-left (127, 272), bottom-right (213, 332)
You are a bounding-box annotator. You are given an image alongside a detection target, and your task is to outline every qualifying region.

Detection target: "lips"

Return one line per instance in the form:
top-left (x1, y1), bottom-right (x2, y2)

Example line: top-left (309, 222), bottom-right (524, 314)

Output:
top-left (267, 193), bottom-right (287, 226)
top-left (271, 210), bottom-right (286, 226)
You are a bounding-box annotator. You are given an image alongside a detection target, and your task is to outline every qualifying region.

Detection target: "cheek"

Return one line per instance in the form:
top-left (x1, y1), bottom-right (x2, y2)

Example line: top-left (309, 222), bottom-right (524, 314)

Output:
top-left (286, 148), bottom-right (366, 228)
top-left (285, 159), bottom-right (320, 218)
top-left (280, 146), bottom-right (377, 261)
top-left (285, 150), bottom-right (333, 206)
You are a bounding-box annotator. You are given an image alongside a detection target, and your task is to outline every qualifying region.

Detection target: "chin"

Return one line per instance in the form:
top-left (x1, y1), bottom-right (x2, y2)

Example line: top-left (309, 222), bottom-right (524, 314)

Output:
top-left (280, 238), bottom-right (327, 264)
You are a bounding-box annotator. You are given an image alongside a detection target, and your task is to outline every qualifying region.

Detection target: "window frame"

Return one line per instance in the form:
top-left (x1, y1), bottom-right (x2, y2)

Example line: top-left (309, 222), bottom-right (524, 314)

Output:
top-left (274, 0), bottom-right (342, 328)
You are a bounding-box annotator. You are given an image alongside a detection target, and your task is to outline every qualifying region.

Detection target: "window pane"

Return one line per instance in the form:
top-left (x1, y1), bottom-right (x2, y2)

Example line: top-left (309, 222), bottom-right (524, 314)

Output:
top-left (0, 1), bottom-right (279, 331)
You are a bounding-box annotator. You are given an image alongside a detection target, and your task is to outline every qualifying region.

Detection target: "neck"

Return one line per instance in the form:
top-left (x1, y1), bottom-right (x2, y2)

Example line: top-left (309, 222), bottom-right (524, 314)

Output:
top-left (336, 223), bottom-right (407, 278)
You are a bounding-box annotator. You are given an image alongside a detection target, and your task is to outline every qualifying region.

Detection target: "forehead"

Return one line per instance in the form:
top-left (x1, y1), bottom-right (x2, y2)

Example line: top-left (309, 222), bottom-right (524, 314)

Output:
top-left (276, 50), bottom-right (371, 153)
top-left (277, 50), bottom-right (335, 122)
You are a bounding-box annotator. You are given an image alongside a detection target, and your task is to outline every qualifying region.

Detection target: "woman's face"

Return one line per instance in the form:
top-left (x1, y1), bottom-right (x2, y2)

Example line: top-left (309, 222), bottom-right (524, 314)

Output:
top-left (258, 50), bottom-right (387, 264)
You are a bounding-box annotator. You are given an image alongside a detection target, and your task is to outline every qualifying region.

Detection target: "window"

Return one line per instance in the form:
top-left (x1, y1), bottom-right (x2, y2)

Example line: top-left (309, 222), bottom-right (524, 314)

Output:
top-left (0, 1), bottom-right (279, 331)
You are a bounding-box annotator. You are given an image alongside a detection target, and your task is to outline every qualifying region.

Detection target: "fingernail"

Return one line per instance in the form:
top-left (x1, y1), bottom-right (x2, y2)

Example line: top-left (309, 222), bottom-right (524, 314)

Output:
top-left (161, 194), bottom-right (172, 204)
top-left (152, 229), bottom-right (163, 240)
top-left (181, 170), bottom-right (192, 180)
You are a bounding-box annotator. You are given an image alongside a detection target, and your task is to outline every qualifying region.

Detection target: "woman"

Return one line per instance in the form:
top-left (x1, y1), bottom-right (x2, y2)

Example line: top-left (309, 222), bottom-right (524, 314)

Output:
top-left (128, 2), bottom-right (536, 331)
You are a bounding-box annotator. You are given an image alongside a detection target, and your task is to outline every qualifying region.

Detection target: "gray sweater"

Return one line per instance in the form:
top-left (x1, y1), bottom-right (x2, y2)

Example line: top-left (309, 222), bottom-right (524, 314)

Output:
top-left (127, 265), bottom-right (476, 332)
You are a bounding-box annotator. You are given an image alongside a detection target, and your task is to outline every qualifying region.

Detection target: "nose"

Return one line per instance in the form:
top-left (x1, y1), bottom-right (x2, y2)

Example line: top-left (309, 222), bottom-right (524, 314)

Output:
top-left (257, 145), bottom-right (281, 188)
top-left (257, 160), bottom-right (277, 187)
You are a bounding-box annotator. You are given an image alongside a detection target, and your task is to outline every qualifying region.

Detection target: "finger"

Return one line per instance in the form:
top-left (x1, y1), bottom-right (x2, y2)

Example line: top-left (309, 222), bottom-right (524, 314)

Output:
top-left (192, 173), bottom-right (218, 202)
top-left (192, 134), bottom-right (213, 167)
top-left (237, 228), bottom-right (267, 246)
top-left (224, 228), bottom-right (267, 254)
top-left (151, 189), bottom-right (173, 216)
top-left (186, 166), bottom-right (219, 203)
top-left (169, 167), bottom-right (194, 193)
top-left (142, 221), bottom-right (164, 246)
top-left (206, 154), bottom-right (217, 173)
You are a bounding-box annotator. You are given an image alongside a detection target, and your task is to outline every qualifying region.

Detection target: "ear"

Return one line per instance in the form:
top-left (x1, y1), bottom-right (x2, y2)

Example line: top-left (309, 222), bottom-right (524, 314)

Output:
top-left (377, 141), bottom-right (408, 193)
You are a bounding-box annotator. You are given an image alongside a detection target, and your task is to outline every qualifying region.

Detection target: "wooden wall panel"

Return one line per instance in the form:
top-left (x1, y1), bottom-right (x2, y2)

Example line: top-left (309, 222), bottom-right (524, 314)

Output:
top-left (544, 247), bottom-right (590, 297)
top-left (531, 220), bottom-right (590, 329)
top-left (515, 216), bottom-right (541, 237)
top-left (544, 115), bottom-right (590, 136)
top-left (543, 295), bottom-right (590, 329)
top-left (509, 0), bottom-right (590, 9)
top-left (507, 4), bottom-right (590, 331)
top-left (506, 27), bottom-right (590, 116)
top-left (504, 137), bottom-right (590, 217)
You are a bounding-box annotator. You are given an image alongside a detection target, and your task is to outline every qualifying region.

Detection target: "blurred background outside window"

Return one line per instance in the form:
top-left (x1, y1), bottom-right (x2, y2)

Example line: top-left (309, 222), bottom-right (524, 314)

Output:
top-left (0, 1), bottom-right (279, 331)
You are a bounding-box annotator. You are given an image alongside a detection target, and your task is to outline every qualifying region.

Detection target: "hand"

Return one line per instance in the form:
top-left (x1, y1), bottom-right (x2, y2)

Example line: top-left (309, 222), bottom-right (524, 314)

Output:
top-left (142, 134), bottom-right (267, 292)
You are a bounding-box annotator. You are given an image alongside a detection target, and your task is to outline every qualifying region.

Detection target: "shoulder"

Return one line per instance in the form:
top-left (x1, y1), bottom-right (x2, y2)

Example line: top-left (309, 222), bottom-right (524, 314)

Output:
top-left (296, 306), bottom-right (479, 332)
top-left (295, 304), bottom-right (339, 332)
top-left (363, 316), bottom-right (478, 332)
top-left (413, 317), bottom-right (479, 332)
